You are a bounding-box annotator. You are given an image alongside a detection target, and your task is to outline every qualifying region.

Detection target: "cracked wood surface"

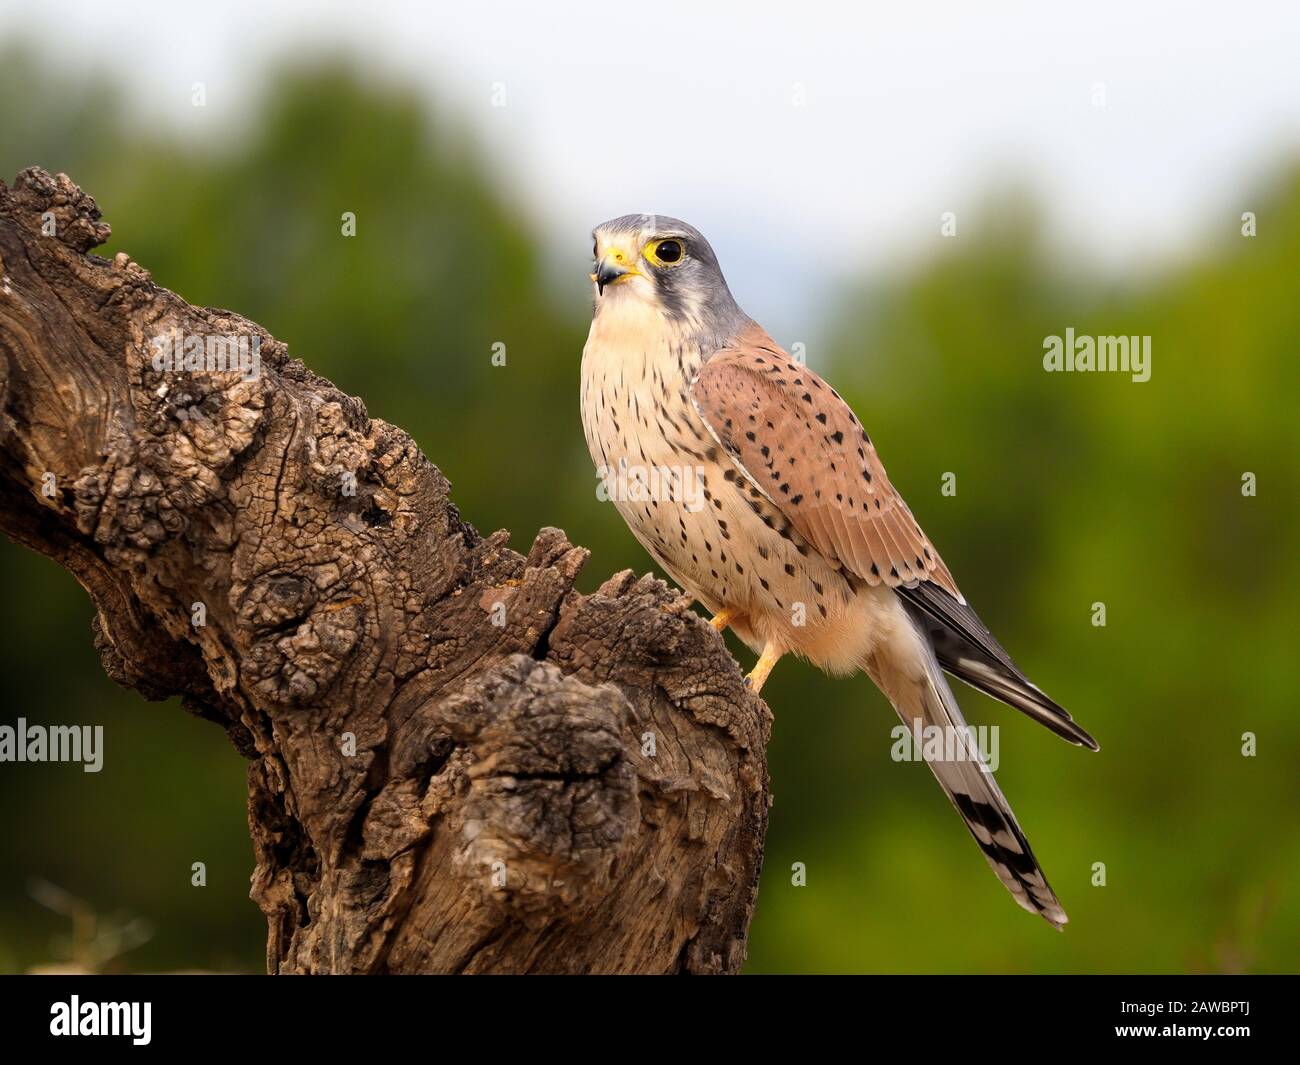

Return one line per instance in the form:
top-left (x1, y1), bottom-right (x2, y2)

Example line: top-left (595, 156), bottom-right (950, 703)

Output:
top-left (0, 168), bottom-right (772, 974)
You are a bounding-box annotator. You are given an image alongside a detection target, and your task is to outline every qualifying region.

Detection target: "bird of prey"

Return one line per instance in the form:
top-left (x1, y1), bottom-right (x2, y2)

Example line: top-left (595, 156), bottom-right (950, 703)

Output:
top-left (580, 214), bottom-right (1098, 928)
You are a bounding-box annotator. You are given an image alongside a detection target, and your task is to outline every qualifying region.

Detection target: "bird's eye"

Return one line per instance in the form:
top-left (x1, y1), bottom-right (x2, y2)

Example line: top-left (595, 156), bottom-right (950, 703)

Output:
top-left (592, 239), bottom-right (599, 260)
top-left (645, 238), bottom-right (685, 267)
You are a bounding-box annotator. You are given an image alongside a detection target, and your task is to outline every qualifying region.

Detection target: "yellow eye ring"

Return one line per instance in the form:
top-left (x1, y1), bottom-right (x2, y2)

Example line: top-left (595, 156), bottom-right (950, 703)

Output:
top-left (643, 238), bottom-right (686, 268)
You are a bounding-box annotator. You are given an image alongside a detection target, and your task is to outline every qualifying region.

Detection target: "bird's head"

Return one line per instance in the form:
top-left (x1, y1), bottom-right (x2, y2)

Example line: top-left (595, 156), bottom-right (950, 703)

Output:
top-left (589, 214), bottom-right (746, 341)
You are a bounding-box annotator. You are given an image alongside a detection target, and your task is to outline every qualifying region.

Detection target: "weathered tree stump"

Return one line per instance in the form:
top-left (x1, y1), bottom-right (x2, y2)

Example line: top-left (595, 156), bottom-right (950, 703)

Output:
top-left (0, 168), bottom-right (771, 974)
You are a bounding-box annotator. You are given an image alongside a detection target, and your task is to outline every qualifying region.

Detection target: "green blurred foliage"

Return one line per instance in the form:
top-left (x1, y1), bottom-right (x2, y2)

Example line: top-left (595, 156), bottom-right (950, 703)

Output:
top-left (0, 44), bottom-right (1295, 974)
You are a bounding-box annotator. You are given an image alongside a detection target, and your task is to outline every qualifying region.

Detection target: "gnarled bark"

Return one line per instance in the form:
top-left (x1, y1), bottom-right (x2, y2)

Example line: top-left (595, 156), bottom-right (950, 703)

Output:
top-left (0, 168), bottom-right (771, 974)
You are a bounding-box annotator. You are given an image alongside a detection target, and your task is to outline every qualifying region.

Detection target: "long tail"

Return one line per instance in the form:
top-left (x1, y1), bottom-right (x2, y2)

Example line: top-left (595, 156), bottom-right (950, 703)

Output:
top-left (874, 608), bottom-right (1070, 928)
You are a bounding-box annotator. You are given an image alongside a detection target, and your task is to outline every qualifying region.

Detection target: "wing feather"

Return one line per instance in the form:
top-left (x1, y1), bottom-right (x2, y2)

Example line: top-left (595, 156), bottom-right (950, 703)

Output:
top-left (900, 580), bottom-right (1099, 750)
top-left (692, 331), bottom-right (1097, 750)
top-left (690, 335), bottom-right (960, 598)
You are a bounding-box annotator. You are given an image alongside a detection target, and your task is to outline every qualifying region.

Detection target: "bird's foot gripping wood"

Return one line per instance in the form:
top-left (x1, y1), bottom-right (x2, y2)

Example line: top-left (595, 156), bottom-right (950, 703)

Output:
top-left (744, 643), bottom-right (783, 694)
top-left (709, 606), bottom-right (741, 632)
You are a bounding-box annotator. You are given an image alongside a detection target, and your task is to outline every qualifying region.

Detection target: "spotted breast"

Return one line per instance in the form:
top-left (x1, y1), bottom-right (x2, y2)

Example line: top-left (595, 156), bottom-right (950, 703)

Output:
top-left (581, 306), bottom-right (883, 676)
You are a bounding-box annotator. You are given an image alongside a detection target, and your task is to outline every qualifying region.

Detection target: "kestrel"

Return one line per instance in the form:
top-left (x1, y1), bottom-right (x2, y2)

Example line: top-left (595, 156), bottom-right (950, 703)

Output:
top-left (580, 214), bottom-right (1098, 927)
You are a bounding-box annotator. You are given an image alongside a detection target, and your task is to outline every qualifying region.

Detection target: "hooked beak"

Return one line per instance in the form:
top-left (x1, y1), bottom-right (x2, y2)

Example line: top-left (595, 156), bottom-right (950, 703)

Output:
top-left (590, 249), bottom-right (641, 294)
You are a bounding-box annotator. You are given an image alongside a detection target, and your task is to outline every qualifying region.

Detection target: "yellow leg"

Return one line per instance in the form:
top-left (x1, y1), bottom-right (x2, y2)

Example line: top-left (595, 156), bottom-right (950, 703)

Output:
top-left (745, 642), bottom-right (783, 694)
top-left (709, 607), bottom-right (740, 632)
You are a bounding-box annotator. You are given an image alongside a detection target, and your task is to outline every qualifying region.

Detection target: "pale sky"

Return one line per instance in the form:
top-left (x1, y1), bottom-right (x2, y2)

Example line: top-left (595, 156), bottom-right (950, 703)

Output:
top-left (5, 0), bottom-right (1299, 337)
